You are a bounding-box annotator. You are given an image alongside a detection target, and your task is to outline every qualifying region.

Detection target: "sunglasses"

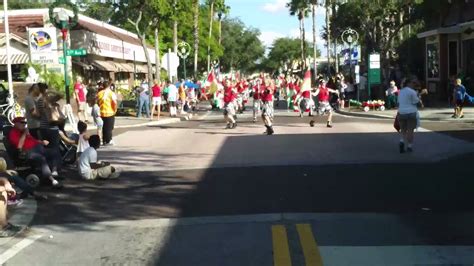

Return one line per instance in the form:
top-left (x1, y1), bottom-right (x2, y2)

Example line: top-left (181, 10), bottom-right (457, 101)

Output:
top-left (15, 121), bottom-right (27, 124)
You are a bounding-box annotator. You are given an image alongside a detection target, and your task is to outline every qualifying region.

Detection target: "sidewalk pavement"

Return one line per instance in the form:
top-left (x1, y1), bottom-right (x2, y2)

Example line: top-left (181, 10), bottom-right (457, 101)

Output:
top-left (337, 106), bottom-right (474, 122)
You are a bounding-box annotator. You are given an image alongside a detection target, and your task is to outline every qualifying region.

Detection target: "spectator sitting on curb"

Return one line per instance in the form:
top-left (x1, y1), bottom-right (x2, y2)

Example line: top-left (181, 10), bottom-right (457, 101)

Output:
top-left (0, 157), bottom-right (47, 201)
top-left (0, 177), bottom-right (26, 237)
top-left (78, 135), bottom-right (120, 180)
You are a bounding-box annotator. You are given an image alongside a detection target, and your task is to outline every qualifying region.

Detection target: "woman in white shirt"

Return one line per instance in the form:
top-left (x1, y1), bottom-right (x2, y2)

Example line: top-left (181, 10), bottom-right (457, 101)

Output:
top-left (397, 77), bottom-right (420, 153)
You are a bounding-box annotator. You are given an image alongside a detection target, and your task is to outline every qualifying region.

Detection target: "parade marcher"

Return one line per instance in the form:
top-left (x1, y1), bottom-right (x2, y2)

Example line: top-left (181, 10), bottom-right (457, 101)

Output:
top-left (309, 79), bottom-right (339, 128)
top-left (252, 78), bottom-right (263, 122)
top-left (261, 80), bottom-right (275, 135)
top-left (223, 81), bottom-right (237, 129)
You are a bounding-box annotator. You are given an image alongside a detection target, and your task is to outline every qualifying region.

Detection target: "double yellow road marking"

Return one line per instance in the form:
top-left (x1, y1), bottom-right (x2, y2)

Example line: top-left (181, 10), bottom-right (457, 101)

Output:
top-left (271, 224), bottom-right (323, 266)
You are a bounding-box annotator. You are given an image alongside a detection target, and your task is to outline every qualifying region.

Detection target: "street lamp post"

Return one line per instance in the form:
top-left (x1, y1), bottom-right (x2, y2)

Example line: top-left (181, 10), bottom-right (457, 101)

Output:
top-left (49, 1), bottom-right (78, 105)
top-left (341, 28), bottom-right (359, 99)
top-left (177, 41), bottom-right (191, 80)
top-left (49, 1), bottom-right (78, 132)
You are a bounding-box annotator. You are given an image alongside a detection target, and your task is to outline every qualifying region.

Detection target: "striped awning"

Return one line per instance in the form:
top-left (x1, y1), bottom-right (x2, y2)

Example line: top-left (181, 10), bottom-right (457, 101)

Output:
top-left (135, 64), bottom-right (148, 73)
top-left (114, 62), bottom-right (134, 73)
top-left (91, 60), bottom-right (117, 72)
top-left (72, 59), bottom-right (93, 70)
top-left (0, 54), bottom-right (29, 65)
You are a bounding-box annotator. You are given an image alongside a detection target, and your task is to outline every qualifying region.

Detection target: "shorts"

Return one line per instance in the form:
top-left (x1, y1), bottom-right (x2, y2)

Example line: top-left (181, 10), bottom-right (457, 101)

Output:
top-left (318, 101), bottom-right (332, 115)
top-left (398, 112), bottom-right (417, 132)
top-left (82, 165), bottom-right (119, 180)
top-left (261, 102), bottom-right (274, 118)
top-left (152, 97), bottom-right (162, 105)
top-left (456, 99), bottom-right (464, 108)
top-left (78, 102), bottom-right (87, 111)
top-left (224, 102), bottom-right (236, 116)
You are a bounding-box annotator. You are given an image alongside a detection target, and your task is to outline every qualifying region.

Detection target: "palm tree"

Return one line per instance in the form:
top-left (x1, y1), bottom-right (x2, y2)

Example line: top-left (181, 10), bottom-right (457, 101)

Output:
top-left (193, 0), bottom-right (200, 77)
top-left (173, 0), bottom-right (178, 53)
top-left (287, 0), bottom-right (310, 71)
top-left (310, 0), bottom-right (318, 76)
top-left (216, 1), bottom-right (230, 46)
top-left (207, 0), bottom-right (216, 72)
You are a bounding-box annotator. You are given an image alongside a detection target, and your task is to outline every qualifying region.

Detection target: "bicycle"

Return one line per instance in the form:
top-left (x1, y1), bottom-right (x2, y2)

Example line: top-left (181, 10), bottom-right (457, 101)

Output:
top-left (0, 94), bottom-right (24, 125)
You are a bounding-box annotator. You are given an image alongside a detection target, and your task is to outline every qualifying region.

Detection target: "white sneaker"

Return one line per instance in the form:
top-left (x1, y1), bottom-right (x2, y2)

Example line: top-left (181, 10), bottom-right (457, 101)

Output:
top-left (52, 179), bottom-right (59, 186)
top-left (51, 171), bottom-right (59, 177)
top-left (110, 168), bottom-right (121, 179)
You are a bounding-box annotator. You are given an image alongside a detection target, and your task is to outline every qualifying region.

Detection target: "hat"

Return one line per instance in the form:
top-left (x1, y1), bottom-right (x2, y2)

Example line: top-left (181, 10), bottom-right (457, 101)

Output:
top-left (12, 117), bottom-right (26, 123)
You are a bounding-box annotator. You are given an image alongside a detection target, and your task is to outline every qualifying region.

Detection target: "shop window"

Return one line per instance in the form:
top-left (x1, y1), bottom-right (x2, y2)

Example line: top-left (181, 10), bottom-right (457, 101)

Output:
top-left (427, 43), bottom-right (440, 79)
top-left (448, 41), bottom-right (458, 77)
top-left (463, 39), bottom-right (474, 94)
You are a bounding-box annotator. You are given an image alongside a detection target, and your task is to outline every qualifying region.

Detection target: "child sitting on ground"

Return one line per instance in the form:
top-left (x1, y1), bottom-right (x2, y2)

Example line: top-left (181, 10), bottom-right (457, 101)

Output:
top-left (78, 135), bottom-right (120, 180)
top-left (77, 121), bottom-right (90, 158)
top-left (88, 97), bottom-right (103, 142)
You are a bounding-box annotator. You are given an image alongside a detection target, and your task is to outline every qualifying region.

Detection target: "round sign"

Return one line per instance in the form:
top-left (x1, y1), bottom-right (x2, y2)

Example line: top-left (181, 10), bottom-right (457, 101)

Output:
top-left (341, 28), bottom-right (359, 45)
top-left (177, 41), bottom-right (191, 59)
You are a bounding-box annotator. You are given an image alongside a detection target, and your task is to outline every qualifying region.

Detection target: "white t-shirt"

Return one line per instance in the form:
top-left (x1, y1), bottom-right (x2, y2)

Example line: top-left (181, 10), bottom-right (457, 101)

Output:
top-left (397, 87), bottom-right (419, 115)
top-left (77, 133), bottom-right (90, 153)
top-left (78, 147), bottom-right (97, 179)
top-left (167, 85), bottom-right (178, 101)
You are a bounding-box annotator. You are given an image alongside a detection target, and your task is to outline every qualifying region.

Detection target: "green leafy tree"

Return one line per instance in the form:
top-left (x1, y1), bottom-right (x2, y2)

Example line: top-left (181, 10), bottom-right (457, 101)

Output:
top-left (220, 18), bottom-right (264, 74)
top-left (263, 37), bottom-right (316, 74)
top-left (192, 0), bottom-right (200, 77)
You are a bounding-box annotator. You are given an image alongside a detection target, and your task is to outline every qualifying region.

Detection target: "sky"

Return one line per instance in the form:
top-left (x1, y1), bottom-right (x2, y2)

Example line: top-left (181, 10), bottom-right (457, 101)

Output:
top-left (224, 0), bottom-right (327, 56)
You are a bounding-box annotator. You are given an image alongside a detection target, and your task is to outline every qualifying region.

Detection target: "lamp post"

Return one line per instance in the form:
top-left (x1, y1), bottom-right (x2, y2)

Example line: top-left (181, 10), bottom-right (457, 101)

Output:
top-left (49, 1), bottom-right (78, 105)
top-left (2, 0), bottom-right (13, 103)
top-left (49, 1), bottom-right (79, 133)
top-left (177, 41), bottom-right (191, 80)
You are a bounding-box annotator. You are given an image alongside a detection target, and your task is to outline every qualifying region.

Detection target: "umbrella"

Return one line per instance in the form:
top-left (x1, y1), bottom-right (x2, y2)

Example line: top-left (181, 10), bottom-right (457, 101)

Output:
top-left (184, 81), bottom-right (199, 89)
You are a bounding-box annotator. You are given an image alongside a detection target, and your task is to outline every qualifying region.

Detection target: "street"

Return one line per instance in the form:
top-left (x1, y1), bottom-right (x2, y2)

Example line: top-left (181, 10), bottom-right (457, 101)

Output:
top-left (2, 108), bottom-right (474, 265)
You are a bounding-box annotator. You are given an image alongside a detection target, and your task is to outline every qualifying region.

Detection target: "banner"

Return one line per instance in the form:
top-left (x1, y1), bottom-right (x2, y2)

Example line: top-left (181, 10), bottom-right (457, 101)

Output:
top-left (28, 27), bottom-right (58, 64)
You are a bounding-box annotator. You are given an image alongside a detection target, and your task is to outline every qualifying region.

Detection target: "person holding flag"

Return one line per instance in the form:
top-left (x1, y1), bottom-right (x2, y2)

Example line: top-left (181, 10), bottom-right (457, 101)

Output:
top-left (294, 70), bottom-right (315, 117)
top-left (309, 79), bottom-right (340, 128)
top-left (252, 78), bottom-right (264, 122)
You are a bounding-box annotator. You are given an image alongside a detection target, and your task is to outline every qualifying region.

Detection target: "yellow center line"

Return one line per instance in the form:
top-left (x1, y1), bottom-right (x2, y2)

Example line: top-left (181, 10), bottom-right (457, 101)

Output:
top-left (272, 225), bottom-right (292, 266)
top-left (296, 224), bottom-right (324, 266)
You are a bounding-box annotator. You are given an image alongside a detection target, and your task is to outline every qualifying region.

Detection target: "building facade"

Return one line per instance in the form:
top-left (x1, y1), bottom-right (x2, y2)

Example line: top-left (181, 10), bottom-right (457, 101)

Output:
top-left (0, 8), bottom-right (155, 90)
top-left (418, 0), bottom-right (474, 100)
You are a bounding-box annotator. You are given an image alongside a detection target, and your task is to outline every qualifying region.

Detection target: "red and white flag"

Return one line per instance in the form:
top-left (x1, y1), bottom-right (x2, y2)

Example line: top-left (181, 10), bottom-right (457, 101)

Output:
top-left (205, 71), bottom-right (219, 94)
top-left (300, 70), bottom-right (312, 92)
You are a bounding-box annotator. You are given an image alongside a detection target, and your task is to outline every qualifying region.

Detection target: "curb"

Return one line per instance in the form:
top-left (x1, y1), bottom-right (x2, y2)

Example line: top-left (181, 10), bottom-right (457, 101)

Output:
top-left (336, 109), bottom-right (474, 122)
top-left (0, 198), bottom-right (37, 248)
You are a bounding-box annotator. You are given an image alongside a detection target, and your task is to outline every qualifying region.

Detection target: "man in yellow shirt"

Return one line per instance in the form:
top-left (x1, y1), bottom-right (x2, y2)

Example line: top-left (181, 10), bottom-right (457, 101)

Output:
top-left (97, 80), bottom-right (118, 146)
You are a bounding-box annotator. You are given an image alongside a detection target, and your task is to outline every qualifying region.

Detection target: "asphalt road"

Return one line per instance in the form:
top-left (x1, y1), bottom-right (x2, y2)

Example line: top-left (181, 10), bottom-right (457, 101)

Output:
top-left (4, 110), bottom-right (474, 265)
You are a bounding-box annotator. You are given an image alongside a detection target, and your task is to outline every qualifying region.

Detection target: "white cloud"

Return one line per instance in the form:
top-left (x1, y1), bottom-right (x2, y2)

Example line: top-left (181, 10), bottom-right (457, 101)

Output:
top-left (259, 31), bottom-right (285, 48)
top-left (262, 0), bottom-right (287, 13)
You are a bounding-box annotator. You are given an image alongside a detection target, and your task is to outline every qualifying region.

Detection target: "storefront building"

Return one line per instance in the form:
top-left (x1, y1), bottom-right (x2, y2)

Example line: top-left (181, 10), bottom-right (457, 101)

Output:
top-left (418, 2), bottom-right (474, 100)
top-left (0, 8), bottom-right (156, 90)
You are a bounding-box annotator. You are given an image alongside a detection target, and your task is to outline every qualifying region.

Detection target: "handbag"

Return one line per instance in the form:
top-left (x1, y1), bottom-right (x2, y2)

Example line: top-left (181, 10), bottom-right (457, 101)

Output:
top-left (394, 113), bottom-right (400, 132)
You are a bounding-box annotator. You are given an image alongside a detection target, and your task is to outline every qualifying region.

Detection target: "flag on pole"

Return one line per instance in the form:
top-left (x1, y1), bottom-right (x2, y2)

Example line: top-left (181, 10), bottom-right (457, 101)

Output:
top-left (206, 71), bottom-right (219, 94)
top-left (300, 69), bottom-right (312, 92)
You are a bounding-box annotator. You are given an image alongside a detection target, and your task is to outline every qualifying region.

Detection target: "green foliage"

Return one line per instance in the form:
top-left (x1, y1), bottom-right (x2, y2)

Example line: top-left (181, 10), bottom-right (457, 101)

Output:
top-left (81, 1), bottom-right (115, 22)
top-left (262, 38), bottom-right (316, 73)
top-left (220, 18), bottom-right (264, 74)
top-left (0, 0), bottom-right (48, 9)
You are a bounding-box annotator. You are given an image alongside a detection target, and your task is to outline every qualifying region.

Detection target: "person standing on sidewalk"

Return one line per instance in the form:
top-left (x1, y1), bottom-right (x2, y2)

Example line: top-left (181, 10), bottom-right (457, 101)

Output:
top-left (74, 77), bottom-right (89, 122)
top-left (167, 81), bottom-right (179, 117)
top-left (151, 80), bottom-right (162, 120)
top-left (137, 80), bottom-right (150, 118)
top-left (24, 84), bottom-right (41, 139)
top-left (385, 80), bottom-right (399, 109)
top-left (97, 81), bottom-right (117, 146)
top-left (397, 77), bottom-right (420, 153)
top-left (452, 78), bottom-right (467, 118)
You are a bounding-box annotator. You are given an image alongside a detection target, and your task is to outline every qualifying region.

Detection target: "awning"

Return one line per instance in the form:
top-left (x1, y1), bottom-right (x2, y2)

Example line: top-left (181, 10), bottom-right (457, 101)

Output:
top-left (135, 64), bottom-right (148, 73)
top-left (417, 25), bottom-right (462, 38)
top-left (91, 60), bottom-right (117, 72)
top-left (114, 62), bottom-right (134, 72)
top-left (0, 54), bottom-right (29, 65)
top-left (72, 59), bottom-right (93, 70)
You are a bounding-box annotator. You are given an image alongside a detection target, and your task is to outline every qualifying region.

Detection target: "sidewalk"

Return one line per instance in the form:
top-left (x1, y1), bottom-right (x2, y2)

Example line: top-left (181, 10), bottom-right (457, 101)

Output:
top-left (337, 106), bottom-right (474, 122)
